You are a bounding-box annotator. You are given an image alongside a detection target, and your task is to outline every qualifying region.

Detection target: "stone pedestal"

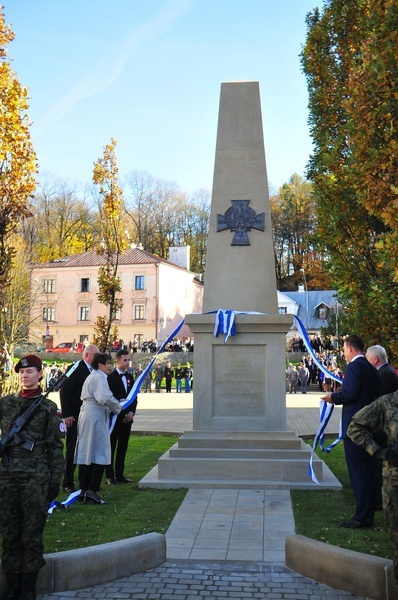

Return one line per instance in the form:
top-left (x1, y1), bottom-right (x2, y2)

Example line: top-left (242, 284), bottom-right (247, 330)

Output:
top-left (188, 313), bottom-right (291, 432)
top-left (139, 81), bottom-right (341, 491)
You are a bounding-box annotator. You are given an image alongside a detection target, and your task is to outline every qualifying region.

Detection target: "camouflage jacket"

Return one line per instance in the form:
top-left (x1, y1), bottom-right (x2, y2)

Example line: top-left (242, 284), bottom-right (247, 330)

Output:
top-left (0, 392), bottom-right (64, 481)
top-left (347, 390), bottom-right (398, 477)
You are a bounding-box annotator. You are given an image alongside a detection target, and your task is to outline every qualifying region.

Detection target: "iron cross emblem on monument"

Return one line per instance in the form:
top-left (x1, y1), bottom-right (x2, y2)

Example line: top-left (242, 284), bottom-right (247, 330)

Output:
top-left (217, 199), bottom-right (265, 245)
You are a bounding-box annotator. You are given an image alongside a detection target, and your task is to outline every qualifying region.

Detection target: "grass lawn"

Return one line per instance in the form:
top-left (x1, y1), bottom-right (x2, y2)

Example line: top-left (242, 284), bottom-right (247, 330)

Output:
top-left (44, 435), bottom-right (186, 553)
top-left (42, 434), bottom-right (393, 561)
top-left (291, 436), bottom-right (392, 559)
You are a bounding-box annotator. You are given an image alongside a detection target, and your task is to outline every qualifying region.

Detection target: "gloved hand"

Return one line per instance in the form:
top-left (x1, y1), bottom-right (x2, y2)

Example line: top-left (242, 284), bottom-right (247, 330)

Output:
top-left (375, 447), bottom-right (398, 466)
top-left (48, 481), bottom-right (60, 502)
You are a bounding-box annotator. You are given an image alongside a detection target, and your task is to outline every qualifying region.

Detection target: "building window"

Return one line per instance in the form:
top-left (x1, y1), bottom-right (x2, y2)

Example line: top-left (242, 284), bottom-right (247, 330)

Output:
top-left (318, 306), bottom-right (328, 320)
top-left (114, 308), bottom-right (121, 321)
top-left (42, 306), bottom-right (55, 322)
top-left (43, 279), bottom-right (55, 294)
top-left (134, 333), bottom-right (143, 346)
top-left (80, 278), bottom-right (90, 292)
top-left (278, 307), bottom-right (287, 314)
top-left (134, 304), bottom-right (145, 320)
top-left (79, 306), bottom-right (90, 321)
top-left (135, 275), bottom-right (145, 290)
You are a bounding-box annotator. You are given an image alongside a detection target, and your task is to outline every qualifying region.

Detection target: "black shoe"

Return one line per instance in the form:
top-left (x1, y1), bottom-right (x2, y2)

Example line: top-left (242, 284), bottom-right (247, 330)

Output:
top-left (107, 477), bottom-right (119, 485)
top-left (116, 476), bottom-right (132, 484)
top-left (340, 518), bottom-right (367, 529)
top-left (63, 484), bottom-right (76, 494)
top-left (84, 490), bottom-right (106, 504)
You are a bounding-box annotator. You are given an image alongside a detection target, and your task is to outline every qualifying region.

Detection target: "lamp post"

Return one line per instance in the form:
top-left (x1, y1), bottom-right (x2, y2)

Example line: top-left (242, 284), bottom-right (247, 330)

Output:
top-left (300, 268), bottom-right (309, 331)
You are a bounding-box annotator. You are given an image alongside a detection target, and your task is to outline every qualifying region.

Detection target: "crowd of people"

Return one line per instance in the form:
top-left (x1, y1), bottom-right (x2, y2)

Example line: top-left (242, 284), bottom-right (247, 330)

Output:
top-left (102, 336), bottom-right (194, 355)
top-left (150, 361), bottom-right (193, 393)
top-left (287, 334), bottom-right (336, 354)
top-left (286, 351), bottom-right (343, 394)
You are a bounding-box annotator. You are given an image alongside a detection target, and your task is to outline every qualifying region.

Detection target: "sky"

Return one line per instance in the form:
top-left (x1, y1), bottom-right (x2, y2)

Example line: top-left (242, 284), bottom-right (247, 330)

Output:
top-left (4, 0), bottom-right (321, 196)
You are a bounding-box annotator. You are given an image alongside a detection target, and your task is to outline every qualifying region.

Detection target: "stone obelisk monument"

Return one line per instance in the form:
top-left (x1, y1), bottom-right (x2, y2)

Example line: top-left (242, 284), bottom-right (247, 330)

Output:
top-left (139, 82), bottom-right (340, 490)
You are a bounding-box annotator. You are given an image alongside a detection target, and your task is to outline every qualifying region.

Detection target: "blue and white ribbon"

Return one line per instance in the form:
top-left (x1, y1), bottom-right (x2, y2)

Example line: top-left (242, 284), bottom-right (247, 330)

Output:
top-left (213, 309), bottom-right (264, 343)
top-left (48, 489), bottom-right (82, 513)
top-left (308, 401), bottom-right (335, 484)
top-left (293, 316), bottom-right (343, 384)
top-left (308, 401), bottom-right (343, 484)
top-left (109, 317), bottom-right (185, 433)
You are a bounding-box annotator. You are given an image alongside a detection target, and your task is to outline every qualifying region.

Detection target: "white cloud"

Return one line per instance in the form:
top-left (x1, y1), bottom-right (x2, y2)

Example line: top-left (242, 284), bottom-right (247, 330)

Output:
top-left (35, 0), bottom-right (193, 133)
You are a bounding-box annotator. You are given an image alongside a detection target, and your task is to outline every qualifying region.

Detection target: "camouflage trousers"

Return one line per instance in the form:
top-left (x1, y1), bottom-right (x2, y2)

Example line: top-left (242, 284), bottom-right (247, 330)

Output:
top-left (383, 478), bottom-right (398, 583)
top-left (0, 471), bottom-right (49, 573)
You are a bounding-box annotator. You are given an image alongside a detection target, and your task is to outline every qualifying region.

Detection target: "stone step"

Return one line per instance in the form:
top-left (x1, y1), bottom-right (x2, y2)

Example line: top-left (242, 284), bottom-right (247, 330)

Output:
top-left (139, 463), bottom-right (342, 490)
top-left (177, 431), bottom-right (304, 450)
top-left (168, 447), bottom-right (311, 459)
top-left (157, 450), bottom-right (323, 482)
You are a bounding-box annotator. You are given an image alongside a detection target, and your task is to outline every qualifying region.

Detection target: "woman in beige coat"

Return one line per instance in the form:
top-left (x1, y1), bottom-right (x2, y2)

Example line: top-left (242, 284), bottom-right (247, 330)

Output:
top-left (74, 353), bottom-right (123, 504)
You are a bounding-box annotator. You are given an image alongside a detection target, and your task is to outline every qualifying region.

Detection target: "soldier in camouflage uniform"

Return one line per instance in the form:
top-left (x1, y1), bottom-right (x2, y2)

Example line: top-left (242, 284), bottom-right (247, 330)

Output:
top-left (347, 389), bottom-right (398, 584)
top-left (0, 355), bottom-right (64, 600)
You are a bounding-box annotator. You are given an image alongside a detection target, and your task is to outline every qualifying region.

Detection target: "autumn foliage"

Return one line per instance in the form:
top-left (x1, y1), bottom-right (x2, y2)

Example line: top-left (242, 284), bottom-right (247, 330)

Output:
top-left (301, 0), bottom-right (398, 361)
top-left (92, 139), bottom-right (128, 351)
top-left (0, 6), bottom-right (37, 376)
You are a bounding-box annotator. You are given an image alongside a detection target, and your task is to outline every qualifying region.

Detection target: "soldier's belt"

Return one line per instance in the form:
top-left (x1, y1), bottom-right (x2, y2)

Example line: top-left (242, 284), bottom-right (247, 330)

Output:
top-left (8, 446), bottom-right (46, 457)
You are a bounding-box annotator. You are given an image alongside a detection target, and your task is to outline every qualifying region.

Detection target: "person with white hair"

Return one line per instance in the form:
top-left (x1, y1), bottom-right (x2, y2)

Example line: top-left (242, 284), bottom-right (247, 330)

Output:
top-left (366, 345), bottom-right (398, 395)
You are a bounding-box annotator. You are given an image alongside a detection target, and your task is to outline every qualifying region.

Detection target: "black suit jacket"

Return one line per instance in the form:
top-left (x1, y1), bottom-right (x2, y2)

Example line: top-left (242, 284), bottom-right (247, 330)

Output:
top-left (331, 356), bottom-right (382, 437)
top-left (59, 360), bottom-right (91, 420)
top-left (378, 363), bottom-right (398, 395)
top-left (107, 369), bottom-right (136, 417)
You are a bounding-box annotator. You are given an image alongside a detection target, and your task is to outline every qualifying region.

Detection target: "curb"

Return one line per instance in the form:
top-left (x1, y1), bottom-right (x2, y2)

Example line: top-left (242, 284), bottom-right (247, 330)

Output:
top-left (285, 534), bottom-right (397, 600)
top-left (0, 532), bottom-right (166, 595)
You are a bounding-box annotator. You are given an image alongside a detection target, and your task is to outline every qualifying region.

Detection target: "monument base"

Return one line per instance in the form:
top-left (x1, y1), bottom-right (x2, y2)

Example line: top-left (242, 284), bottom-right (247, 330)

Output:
top-left (138, 430), bottom-right (342, 490)
top-left (186, 313), bottom-right (294, 432)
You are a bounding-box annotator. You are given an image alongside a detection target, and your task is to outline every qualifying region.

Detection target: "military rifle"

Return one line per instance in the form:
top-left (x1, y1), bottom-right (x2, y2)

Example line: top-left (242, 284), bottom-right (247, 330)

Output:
top-left (0, 360), bottom-right (80, 466)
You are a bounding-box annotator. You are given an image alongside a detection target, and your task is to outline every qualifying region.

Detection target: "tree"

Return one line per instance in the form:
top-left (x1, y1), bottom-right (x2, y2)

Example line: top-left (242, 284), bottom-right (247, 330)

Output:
top-left (0, 7), bottom-right (37, 382)
top-left (1, 236), bottom-right (42, 356)
top-left (22, 176), bottom-right (98, 262)
top-left (301, 0), bottom-right (398, 361)
top-left (177, 188), bottom-right (210, 276)
top-left (124, 170), bottom-right (183, 258)
top-left (124, 170), bottom-right (210, 274)
top-left (270, 174), bottom-right (330, 290)
top-left (92, 139), bottom-right (128, 351)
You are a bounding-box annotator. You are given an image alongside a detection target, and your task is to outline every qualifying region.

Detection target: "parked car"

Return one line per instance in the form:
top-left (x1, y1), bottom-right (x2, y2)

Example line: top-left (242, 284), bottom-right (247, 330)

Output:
top-left (45, 342), bottom-right (83, 353)
top-left (14, 342), bottom-right (46, 354)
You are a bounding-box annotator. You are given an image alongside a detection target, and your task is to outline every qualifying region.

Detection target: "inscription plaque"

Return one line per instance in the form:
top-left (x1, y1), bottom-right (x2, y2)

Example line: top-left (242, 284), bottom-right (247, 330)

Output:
top-left (212, 345), bottom-right (266, 417)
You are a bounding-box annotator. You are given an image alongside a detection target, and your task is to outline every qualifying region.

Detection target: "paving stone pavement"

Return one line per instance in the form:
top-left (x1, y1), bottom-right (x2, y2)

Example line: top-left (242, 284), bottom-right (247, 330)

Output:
top-left (38, 390), bottom-right (372, 600)
top-left (38, 561), bottom-right (369, 599)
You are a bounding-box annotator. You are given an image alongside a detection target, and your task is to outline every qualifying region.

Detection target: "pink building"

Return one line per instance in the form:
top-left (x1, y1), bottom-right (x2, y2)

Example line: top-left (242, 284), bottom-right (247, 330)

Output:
top-left (30, 247), bottom-right (203, 348)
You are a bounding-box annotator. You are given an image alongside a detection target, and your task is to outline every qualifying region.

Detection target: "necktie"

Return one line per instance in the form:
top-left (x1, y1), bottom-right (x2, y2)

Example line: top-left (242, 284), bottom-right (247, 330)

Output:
top-left (120, 371), bottom-right (127, 391)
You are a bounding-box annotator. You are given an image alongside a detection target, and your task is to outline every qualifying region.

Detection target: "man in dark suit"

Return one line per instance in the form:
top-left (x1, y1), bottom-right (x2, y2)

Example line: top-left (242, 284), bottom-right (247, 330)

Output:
top-left (322, 334), bottom-right (382, 529)
top-left (106, 349), bottom-right (136, 485)
top-left (366, 345), bottom-right (398, 395)
top-left (60, 344), bottom-right (99, 493)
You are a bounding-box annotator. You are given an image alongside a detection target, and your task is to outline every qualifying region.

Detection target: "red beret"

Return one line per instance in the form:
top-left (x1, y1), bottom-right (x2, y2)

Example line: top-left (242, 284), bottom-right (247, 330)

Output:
top-left (15, 354), bottom-right (43, 373)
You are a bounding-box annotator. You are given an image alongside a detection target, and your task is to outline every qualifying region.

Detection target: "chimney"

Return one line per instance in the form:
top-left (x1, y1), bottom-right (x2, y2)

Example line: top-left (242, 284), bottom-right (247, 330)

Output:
top-left (168, 246), bottom-right (190, 270)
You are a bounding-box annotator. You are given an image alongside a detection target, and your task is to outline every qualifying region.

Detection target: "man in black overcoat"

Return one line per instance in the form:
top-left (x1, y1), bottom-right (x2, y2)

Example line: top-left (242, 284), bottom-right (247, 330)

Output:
top-left (59, 344), bottom-right (99, 492)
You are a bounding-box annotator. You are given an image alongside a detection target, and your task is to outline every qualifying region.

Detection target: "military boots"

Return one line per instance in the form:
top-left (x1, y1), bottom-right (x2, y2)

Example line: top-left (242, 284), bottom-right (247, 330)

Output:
top-left (20, 571), bottom-right (39, 600)
top-left (0, 573), bottom-right (21, 600)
